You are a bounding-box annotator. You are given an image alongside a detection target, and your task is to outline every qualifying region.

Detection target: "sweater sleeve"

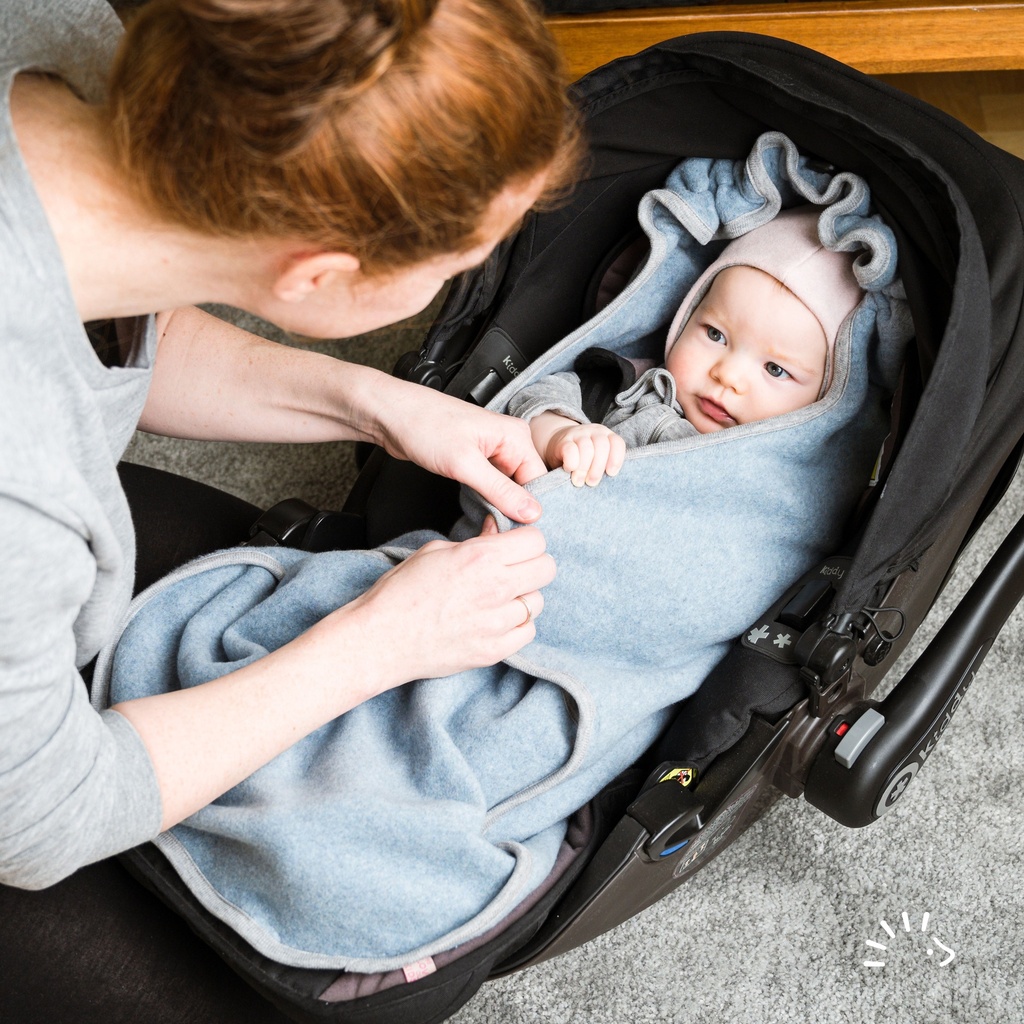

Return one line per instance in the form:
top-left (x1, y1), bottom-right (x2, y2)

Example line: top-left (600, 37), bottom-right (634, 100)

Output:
top-left (0, 498), bottom-right (162, 889)
top-left (506, 371), bottom-right (589, 425)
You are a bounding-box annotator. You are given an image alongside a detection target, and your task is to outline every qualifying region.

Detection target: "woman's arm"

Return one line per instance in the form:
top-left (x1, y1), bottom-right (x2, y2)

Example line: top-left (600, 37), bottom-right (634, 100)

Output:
top-left (0, 502), bottom-right (163, 889)
top-left (114, 526), bottom-right (554, 830)
top-left (140, 306), bottom-right (546, 522)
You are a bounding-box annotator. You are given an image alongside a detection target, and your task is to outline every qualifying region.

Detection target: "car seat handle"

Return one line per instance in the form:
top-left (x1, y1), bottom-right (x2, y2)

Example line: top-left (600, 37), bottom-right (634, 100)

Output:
top-left (804, 506), bottom-right (1024, 826)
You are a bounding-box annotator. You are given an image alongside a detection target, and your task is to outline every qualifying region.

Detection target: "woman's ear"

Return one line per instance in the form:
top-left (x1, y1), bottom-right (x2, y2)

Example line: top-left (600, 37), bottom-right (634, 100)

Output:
top-left (273, 251), bottom-right (361, 303)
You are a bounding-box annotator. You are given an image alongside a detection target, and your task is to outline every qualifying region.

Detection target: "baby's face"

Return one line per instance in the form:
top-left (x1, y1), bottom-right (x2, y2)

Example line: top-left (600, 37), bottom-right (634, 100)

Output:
top-left (665, 265), bottom-right (827, 433)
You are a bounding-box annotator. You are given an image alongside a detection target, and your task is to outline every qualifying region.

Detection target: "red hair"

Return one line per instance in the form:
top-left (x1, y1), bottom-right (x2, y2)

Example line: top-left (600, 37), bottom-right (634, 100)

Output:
top-left (105, 0), bottom-right (582, 273)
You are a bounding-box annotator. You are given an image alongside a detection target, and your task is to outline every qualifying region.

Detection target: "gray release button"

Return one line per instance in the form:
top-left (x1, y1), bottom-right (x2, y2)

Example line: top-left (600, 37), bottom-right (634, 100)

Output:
top-left (834, 708), bottom-right (886, 768)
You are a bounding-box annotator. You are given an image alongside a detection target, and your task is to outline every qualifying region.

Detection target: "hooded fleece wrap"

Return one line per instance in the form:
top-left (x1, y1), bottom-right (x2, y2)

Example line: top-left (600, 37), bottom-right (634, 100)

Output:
top-left (92, 132), bottom-right (911, 973)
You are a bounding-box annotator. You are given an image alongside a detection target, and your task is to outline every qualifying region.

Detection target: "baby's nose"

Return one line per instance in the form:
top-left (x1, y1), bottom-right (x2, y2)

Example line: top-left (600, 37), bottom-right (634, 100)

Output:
top-left (712, 356), bottom-right (746, 391)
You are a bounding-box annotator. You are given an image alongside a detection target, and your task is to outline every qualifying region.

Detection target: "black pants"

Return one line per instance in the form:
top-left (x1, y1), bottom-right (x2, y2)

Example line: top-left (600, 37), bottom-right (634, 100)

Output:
top-left (0, 464), bottom-right (290, 1024)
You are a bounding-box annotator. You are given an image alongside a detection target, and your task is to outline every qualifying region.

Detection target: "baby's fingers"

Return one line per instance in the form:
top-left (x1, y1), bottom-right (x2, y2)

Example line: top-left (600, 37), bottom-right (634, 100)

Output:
top-left (569, 434), bottom-right (595, 487)
top-left (584, 433), bottom-right (617, 486)
top-left (580, 430), bottom-right (625, 486)
top-left (557, 438), bottom-right (580, 475)
top-left (606, 433), bottom-right (626, 478)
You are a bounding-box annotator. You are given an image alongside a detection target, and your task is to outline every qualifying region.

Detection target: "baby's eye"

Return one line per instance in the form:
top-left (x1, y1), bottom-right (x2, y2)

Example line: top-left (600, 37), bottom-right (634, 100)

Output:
top-left (705, 326), bottom-right (725, 344)
top-left (765, 361), bottom-right (791, 379)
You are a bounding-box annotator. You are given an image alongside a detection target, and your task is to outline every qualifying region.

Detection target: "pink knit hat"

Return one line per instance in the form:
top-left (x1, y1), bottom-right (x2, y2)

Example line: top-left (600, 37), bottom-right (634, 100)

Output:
top-left (665, 206), bottom-right (863, 394)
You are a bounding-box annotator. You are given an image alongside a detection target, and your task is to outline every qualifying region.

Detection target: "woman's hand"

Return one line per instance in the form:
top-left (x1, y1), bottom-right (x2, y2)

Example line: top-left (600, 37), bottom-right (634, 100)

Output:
top-left (372, 380), bottom-right (548, 523)
top-left (335, 526), bottom-right (554, 687)
top-left (115, 525), bottom-right (555, 832)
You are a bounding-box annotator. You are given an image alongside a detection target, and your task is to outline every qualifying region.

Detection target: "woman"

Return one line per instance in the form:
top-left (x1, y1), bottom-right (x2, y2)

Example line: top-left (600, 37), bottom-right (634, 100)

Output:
top-left (0, 0), bottom-right (579, 1018)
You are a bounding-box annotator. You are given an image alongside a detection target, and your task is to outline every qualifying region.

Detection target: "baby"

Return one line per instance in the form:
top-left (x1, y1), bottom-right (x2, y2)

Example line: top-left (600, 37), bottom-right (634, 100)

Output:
top-left (509, 206), bottom-right (863, 486)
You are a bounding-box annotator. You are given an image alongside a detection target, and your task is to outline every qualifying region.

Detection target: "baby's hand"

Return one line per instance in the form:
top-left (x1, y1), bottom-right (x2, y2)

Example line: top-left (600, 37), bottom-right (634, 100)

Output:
top-left (545, 421), bottom-right (626, 487)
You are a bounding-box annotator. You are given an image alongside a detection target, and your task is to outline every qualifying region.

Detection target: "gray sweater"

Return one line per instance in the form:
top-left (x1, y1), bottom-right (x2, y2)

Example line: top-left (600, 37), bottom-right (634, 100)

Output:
top-left (0, 0), bottom-right (161, 888)
top-left (507, 365), bottom-right (700, 446)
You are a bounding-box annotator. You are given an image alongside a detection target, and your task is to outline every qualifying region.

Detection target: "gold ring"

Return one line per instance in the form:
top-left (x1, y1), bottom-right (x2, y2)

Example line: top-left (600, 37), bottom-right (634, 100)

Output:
top-left (516, 595), bottom-right (533, 627)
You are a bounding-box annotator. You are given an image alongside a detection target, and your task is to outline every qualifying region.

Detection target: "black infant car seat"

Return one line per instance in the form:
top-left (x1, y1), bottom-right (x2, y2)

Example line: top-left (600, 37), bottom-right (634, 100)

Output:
top-left (124, 32), bottom-right (1024, 1024)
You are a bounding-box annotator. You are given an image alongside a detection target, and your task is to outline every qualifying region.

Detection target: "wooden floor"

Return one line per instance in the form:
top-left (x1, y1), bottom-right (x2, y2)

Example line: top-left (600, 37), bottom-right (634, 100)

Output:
top-left (877, 70), bottom-right (1024, 158)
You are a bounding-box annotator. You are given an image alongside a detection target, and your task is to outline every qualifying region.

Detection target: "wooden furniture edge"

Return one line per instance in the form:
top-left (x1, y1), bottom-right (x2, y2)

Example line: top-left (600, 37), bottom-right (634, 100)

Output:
top-left (546, 0), bottom-right (1024, 78)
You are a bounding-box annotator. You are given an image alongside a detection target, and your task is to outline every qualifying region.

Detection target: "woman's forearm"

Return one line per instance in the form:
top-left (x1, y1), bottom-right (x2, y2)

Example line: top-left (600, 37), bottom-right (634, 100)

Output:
top-left (140, 305), bottom-right (548, 523)
top-left (112, 600), bottom-right (386, 830)
top-left (139, 305), bottom-right (390, 444)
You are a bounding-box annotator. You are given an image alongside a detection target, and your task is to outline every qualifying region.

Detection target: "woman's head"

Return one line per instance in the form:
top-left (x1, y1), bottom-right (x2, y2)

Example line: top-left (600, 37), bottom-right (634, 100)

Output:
top-left (105, 0), bottom-right (581, 274)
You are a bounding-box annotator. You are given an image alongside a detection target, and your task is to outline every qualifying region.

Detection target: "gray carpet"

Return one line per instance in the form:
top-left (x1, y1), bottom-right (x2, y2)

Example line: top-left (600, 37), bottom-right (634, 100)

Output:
top-left (128, 306), bottom-right (1023, 1024)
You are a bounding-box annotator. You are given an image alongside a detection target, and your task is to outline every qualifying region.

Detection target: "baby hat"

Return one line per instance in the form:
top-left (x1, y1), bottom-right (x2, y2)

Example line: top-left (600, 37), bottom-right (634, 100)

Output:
top-left (664, 206), bottom-right (863, 394)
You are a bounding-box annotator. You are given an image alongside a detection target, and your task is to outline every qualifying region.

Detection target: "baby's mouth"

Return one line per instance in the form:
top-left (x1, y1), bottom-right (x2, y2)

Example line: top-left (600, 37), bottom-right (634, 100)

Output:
top-left (697, 396), bottom-right (735, 426)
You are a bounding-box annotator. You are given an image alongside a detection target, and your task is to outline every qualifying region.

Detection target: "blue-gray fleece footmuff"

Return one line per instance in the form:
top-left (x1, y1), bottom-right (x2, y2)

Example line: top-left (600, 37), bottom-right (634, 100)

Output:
top-left (92, 132), bottom-right (911, 972)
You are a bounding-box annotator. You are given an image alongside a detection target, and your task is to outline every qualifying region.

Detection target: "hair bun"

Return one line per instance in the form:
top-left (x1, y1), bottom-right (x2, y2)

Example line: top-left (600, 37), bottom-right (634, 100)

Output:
top-left (179, 0), bottom-right (439, 125)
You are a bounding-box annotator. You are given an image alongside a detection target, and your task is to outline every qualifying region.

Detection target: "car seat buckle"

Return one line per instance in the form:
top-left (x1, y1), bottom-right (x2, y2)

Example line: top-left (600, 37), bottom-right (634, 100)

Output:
top-left (245, 498), bottom-right (366, 551)
top-left (245, 497), bottom-right (320, 547)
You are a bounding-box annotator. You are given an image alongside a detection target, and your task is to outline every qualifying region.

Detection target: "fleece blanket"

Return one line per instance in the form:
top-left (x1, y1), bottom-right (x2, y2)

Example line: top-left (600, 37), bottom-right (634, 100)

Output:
top-left (93, 132), bottom-right (911, 973)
